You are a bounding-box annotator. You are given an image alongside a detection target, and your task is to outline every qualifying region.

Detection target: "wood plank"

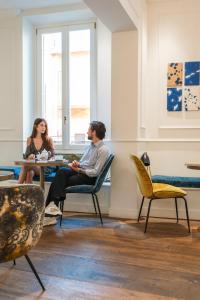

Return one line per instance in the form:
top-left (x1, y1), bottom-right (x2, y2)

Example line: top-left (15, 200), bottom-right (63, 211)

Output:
top-left (1, 214), bottom-right (200, 299)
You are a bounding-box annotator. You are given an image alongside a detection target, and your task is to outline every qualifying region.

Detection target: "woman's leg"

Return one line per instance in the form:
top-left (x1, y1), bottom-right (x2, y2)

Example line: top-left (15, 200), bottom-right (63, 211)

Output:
top-left (18, 166), bottom-right (28, 183)
top-left (25, 170), bottom-right (35, 183)
top-left (25, 166), bottom-right (40, 184)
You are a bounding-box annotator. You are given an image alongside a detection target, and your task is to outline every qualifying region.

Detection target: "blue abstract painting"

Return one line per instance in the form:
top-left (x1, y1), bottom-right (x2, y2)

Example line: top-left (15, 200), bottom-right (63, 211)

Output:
top-left (167, 88), bottom-right (182, 111)
top-left (185, 61), bottom-right (200, 85)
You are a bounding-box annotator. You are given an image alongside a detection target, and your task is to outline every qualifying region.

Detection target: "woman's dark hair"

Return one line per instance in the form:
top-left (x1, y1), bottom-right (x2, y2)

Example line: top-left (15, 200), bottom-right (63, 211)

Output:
top-left (30, 118), bottom-right (51, 149)
top-left (90, 121), bottom-right (106, 140)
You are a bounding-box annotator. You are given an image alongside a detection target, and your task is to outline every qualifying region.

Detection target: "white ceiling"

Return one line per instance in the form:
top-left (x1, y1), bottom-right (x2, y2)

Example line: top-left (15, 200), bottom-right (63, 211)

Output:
top-left (0, 0), bottom-right (82, 10)
top-left (84, 0), bottom-right (136, 32)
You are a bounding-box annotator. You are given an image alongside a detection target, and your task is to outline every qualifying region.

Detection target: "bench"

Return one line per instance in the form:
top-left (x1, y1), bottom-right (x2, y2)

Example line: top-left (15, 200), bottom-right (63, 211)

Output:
top-left (0, 165), bottom-right (56, 182)
top-left (152, 175), bottom-right (200, 189)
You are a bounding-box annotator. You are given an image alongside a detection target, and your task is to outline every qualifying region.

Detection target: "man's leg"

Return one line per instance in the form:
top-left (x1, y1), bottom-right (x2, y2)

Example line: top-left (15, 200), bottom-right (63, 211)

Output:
top-left (54, 173), bottom-right (96, 206)
top-left (66, 173), bottom-right (96, 188)
top-left (44, 172), bottom-right (96, 226)
top-left (46, 168), bottom-right (76, 207)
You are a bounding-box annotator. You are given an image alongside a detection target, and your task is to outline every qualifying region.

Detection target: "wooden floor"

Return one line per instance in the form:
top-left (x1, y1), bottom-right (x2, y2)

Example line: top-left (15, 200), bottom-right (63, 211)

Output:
top-left (1, 213), bottom-right (200, 300)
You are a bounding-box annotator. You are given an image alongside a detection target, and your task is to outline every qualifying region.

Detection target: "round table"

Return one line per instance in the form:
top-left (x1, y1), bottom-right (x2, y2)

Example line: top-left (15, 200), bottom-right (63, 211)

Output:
top-left (0, 171), bottom-right (14, 181)
top-left (14, 160), bottom-right (69, 189)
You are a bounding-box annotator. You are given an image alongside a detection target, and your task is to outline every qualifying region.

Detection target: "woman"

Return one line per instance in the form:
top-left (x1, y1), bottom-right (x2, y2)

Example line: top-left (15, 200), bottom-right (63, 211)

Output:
top-left (18, 118), bottom-right (54, 184)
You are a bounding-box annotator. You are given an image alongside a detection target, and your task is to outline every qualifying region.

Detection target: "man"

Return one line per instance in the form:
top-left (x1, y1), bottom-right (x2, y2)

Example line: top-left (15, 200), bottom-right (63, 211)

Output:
top-left (44, 121), bottom-right (110, 226)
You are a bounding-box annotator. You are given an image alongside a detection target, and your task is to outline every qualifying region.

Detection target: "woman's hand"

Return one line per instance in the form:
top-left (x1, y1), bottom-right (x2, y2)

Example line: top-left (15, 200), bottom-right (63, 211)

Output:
top-left (28, 154), bottom-right (35, 160)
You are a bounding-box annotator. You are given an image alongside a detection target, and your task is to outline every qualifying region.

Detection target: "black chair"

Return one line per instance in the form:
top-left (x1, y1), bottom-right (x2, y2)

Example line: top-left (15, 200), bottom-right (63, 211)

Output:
top-left (59, 154), bottom-right (114, 226)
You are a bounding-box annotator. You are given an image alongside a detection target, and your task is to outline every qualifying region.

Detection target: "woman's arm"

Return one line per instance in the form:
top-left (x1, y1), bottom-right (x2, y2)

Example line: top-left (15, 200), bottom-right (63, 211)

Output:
top-left (24, 137), bottom-right (35, 159)
top-left (48, 137), bottom-right (55, 157)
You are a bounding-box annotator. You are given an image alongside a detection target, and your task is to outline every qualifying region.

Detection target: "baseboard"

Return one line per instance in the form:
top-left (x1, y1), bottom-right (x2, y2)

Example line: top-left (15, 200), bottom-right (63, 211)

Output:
top-left (64, 200), bottom-right (109, 214)
top-left (109, 207), bottom-right (138, 219)
top-left (141, 207), bottom-right (200, 221)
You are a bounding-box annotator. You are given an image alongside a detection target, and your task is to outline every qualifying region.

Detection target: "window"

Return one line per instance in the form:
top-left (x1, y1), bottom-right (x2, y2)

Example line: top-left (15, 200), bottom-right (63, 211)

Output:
top-left (37, 23), bottom-right (96, 148)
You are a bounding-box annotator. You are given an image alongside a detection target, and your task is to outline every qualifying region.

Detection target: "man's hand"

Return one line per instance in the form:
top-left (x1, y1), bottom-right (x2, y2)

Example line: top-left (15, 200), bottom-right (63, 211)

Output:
top-left (68, 163), bottom-right (80, 173)
top-left (71, 160), bottom-right (80, 167)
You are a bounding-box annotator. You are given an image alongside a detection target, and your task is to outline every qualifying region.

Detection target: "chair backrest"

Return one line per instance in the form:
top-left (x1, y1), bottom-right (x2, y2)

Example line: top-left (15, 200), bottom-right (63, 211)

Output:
top-left (93, 154), bottom-right (114, 193)
top-left (130, 154), bottom-right (153, 198)
top-left (0, 184), bottom-right (44, 263)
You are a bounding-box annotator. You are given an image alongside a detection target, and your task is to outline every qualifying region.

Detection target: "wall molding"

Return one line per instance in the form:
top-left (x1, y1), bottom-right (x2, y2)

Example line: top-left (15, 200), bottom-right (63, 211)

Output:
top-left (159, 126), bottom-right (200, 129)
top-left (1, 138), bottom-right (200, 143)
top-left (0, 139), bottom-right (25, 142)
top-left (110, 138), bottom-right (200, 143)
top-left (0, 138), bottom-right (200, 143)
top-left (0, 128), bottom-right (14, 131)
top-left (142, 207), bottom-right (200, 221)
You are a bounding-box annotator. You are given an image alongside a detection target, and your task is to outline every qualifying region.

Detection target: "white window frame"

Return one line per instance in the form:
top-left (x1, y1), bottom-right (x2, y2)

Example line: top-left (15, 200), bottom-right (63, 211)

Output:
top-left (36, 22), bottom-right (96, 151)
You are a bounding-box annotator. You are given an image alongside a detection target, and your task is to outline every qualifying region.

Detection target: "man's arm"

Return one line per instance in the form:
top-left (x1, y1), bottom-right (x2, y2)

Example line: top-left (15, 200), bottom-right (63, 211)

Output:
top-left (84, 146), bottom-right (110, 177)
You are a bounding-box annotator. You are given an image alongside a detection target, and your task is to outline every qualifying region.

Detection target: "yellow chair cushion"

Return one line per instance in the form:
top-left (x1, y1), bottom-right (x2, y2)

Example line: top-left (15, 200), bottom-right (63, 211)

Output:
top-left (152, 183), bottom-right (187, 199)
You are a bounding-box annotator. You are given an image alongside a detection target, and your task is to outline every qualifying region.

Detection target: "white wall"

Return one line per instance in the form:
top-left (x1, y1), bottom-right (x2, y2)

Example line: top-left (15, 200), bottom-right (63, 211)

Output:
top-left (139, 0), bottom-right (200, 219)
top-left (110, 30), bottom-right (139, 218)
top-left (22, 17), bottom-right (35, 145)
top-left (119, 0), bottom-right (146, 30)
top-left (96, 19), bottom-right (111, 139)
top-left (0, 8), bottom-right (113, 214)
top-left (3, 1), bottom-right (200, 221)
top-left (0, 11), bottom-right (23, 165)
top-left (145, 0), bottom-right (200, 138)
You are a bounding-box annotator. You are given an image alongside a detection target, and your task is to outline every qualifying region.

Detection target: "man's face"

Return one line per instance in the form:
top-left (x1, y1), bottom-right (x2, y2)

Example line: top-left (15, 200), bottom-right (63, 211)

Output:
top-left (87, 126), bottom-right (94, 140)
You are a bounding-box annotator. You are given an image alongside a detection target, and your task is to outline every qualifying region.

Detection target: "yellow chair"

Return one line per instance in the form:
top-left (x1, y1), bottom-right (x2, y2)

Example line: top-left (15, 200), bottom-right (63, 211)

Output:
top-left (131, 155), bottom-right (190, 233)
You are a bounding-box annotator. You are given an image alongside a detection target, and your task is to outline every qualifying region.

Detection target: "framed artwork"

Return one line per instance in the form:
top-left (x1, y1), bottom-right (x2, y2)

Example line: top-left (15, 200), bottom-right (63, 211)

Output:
top-left (167, 63), bottom-right (183, 87)
top-left (167, 61), bottom-right (200, 111)
top-left (167, 88), bottom-right (182, 111)
top-left (184, 86), bottom-right (200, 111)
top-left (185, 61), bottom-right (200, 86)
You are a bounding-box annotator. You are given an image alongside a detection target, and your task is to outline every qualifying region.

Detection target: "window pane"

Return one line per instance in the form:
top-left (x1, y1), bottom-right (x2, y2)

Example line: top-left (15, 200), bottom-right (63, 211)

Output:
top-left (69, 29), bottom-right (90, 144)
top-left (42, 32), bottom-right (62, 144)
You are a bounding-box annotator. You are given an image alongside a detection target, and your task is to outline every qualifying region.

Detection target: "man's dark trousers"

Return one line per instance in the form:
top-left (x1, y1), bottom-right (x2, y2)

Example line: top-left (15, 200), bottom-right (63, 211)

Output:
top-left (46, 167), bottom-right (96, 206)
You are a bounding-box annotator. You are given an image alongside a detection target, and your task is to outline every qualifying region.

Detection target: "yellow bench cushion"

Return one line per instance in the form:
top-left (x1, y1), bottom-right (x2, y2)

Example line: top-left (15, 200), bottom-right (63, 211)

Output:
top-left (152, 183), bottom-right (187, 199)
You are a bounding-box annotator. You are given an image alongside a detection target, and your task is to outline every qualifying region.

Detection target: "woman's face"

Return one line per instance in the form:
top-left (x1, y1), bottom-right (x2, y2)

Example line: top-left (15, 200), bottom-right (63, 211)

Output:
top-left (36, 121), bottom-right (46, 134)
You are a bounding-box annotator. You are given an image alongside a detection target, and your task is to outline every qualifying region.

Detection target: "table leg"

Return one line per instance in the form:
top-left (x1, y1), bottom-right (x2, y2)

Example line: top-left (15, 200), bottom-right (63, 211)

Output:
top-left (39, 167), bottom-right (45, 190)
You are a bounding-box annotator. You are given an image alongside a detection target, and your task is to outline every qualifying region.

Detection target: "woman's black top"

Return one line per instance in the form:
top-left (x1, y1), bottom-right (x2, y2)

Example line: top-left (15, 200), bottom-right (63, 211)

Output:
top-left (24, 138), bottom-right (54, 159)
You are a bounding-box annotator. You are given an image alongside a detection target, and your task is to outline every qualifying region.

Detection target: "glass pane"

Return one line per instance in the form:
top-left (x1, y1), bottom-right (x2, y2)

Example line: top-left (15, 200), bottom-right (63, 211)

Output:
top-left (42, 32), bottom-right (62, 144)
top-left (69, 29), bottom-right (90, 144)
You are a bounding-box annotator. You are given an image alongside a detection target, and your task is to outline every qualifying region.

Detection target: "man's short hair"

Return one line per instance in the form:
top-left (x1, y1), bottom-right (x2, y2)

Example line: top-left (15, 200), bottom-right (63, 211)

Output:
top-left (90, 121), bottom-right (106, 140)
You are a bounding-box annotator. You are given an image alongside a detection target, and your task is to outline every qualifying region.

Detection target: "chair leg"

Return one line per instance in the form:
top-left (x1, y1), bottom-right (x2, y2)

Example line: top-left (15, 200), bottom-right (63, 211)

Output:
top-left (24, 254), bottom-right (45, 291)
top-left (175, 197), bottom-right (179, 223)
top-left (59, 201), bottom-right (64, 227)
top-left (183, 196), bottom-right (190, 233)
top-left (137, 196), bottom-right (145, 222)
top-left (91, 194), bottom-right (97, 214)
top-left (94, 193), bottom-right (103, 225)
top-left (144, 198), bottom-right (153, 233)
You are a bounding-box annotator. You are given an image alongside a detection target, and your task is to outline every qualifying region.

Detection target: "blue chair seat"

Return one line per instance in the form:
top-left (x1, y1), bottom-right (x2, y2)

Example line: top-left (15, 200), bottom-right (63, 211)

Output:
top-left (42, 172), bottom-right (57, 182)
top-left (0, 166), bottom-right (57, 182)
top-left (66, 185), bottom-right (94, 193)
top-left (152, 175), bottom-right (200, 188)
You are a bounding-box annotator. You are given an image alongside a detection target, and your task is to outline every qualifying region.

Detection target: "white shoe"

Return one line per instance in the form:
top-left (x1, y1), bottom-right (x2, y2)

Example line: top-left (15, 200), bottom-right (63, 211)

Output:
top-left (43, 216), bottom-right (57, 226)
top-left (45, 202), bottom-right (62, 216)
